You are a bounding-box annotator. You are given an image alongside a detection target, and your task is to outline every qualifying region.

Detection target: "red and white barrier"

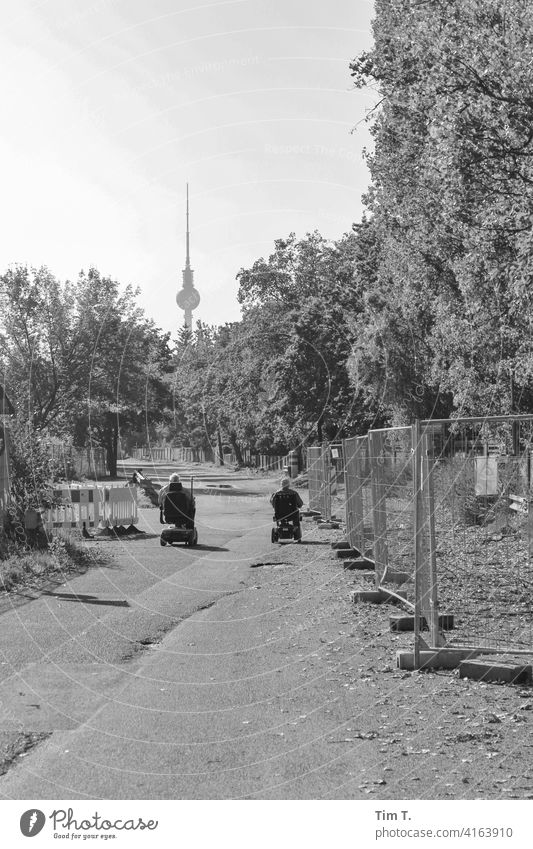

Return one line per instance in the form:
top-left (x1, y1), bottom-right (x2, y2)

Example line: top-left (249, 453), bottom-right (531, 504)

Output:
top-left (42, 484), bottom-right (138, 533)
top-left (43, 485), bottom-right (103, 530)
top-left (105, 485), bottom-right (138, 528)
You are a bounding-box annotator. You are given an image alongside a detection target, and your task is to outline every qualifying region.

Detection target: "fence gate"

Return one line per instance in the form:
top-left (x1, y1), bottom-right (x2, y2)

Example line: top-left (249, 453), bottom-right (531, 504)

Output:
top-left (307, 445), bottom-right (332, 520)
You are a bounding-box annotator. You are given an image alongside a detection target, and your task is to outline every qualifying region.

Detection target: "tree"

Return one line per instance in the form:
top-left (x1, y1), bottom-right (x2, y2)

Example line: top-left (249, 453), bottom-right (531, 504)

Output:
top-left (71, 269), bottom-right (173, 476)
top-left (350, 0), bottom-right (533, 420)
top-left (0, 266), bottom-right (79, 432)
top-left (1, 265), bottom-right (173, 476)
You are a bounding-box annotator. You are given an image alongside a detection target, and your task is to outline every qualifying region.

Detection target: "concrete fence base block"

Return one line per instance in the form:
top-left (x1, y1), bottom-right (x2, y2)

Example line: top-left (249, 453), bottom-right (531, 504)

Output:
top-left (351, 588), bottom-right (408, 605)
top-left (396, 648), bottom-right (480, 671)
top-left (344, 558), bottom-right (375, 571)
top-left (331, 540), bottom-right (351, 550)
top-left (390, 613), bottom-right (455, 632)
top-left (459, 659), bottom-right (533, 686)
top-left (336, 548), bottom-right (361, 559)
top-left (385, 570), bottom-right (412, 585)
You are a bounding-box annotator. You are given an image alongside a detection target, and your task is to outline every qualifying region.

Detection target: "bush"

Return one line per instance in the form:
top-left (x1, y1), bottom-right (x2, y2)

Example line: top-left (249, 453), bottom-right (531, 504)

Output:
top-left (3, 417), bottom-right (61, 543)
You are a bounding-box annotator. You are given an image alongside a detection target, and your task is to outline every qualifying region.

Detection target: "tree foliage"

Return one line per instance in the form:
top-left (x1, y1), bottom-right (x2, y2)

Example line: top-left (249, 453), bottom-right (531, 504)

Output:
top-left (0, 266), bottom-right (173, 475)
top-left (349, 0), bottom-right (533, 421)
top-left (170, 231), bottom-right (375, 461)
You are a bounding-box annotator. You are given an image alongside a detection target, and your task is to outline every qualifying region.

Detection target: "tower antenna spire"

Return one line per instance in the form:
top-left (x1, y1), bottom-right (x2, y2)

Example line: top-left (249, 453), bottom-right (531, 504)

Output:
top-left (186, 182), bottom-right (190, 268)
top-left (176, 183), bottom-right (201, 329)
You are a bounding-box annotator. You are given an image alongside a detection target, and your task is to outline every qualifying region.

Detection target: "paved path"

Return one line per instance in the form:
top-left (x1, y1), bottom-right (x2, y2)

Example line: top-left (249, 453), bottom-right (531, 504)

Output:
top-left (2, 476), bottom-right (533, 801)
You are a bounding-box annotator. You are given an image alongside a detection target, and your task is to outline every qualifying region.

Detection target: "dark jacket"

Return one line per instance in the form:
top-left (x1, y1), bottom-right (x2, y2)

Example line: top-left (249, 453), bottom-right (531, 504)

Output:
top-left (162, 482), bottom-right (194, 523)
top-left (270, 487), bottom-right (303, 509)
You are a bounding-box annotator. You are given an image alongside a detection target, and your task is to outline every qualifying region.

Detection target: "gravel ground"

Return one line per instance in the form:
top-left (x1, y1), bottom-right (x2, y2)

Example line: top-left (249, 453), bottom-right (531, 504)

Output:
top-left (251, 514), bottom-right (533, 800)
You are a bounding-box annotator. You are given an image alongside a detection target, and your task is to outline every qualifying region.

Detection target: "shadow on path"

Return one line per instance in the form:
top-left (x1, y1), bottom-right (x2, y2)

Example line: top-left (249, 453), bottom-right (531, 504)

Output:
top-left (42, 592), bottom-right (130, 607)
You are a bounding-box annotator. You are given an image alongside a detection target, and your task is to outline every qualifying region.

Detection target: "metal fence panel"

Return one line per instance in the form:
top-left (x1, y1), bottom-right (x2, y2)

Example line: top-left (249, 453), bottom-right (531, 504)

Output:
top-left (367, 427), bottom-right (416, 596)
top-left (343, 436), bottom-right (361, 552)
top-left (418, 415), bottom-right (533, 657)
top-left (307, 445), bottom-right (332, 519)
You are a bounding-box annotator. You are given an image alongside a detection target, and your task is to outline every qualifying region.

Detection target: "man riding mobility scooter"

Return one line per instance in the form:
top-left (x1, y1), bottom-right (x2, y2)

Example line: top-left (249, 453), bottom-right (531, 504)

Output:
top-left (271, 477), bottom-right (303, 543)
top-left (160, 474), bottom-right (198, 547)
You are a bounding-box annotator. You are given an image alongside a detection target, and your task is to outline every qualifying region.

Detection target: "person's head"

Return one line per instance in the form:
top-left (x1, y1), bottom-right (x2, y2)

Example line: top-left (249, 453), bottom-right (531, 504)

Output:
top-left (281, 477), bottom-right (290, 489)
top-left (169, 473), bottom-right (180, 483)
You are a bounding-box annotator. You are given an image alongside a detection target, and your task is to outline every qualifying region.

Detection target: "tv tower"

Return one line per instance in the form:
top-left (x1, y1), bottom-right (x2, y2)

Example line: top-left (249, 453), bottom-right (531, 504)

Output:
top-left (176, 183), bottom-right (201, 328)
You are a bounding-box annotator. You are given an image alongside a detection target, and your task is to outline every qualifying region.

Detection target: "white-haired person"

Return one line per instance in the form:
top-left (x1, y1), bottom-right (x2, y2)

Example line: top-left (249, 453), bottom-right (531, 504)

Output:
top-left (158, 472), bottom-right (181, 506)
top-left (158, 473), bottom-right (195, 528)
top-left (270, 476), bottom-right (304, 540)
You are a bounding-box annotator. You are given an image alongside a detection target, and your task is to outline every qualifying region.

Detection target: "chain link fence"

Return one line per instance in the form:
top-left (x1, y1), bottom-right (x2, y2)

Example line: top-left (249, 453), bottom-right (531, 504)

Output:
top-left (343, 416), bottom-right (533, 666)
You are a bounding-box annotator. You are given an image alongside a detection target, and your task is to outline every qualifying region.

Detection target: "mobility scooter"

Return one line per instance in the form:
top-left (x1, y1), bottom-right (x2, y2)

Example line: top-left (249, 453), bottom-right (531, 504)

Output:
top-left (160, 477), bottom-right (198, 547)
top-left (271, 488), bottom-right (302, 543)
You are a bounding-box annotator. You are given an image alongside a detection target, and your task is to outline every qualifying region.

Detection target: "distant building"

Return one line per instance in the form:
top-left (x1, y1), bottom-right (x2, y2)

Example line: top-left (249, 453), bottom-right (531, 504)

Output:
top-left (176, 184), bottom-right (201, 329)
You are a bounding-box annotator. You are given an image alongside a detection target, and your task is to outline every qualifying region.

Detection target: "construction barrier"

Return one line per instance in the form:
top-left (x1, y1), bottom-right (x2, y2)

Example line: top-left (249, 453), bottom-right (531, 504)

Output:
top-left (368, 427), bottom-right (415, 589)
top-left (344, 415), bottom-right (533, 668)
top-left (41, 484), bottom-right (138, 534)
top-left (105, 484), bottom-right (138, 528)
top-left (344, 428), bottom-right (416, 593)
top-left (416, 415), bottom-right (533, 660)
top-left (43, 486), bottom-right (103, 530)
top-left (343, 435), bottom-right (371, 556)
top-left (307, 445), bottom-right (333, 520)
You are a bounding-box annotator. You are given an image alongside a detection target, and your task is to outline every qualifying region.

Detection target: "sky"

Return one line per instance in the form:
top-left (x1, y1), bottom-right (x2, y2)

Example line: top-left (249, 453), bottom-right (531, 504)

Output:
top-left (0, 0), bottom-right (377, 335)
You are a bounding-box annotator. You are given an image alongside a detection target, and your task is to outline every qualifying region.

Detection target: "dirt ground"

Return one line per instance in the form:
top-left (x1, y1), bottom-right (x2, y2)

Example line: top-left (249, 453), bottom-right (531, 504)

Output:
top-left (248, 513), bottom-right (533, 800)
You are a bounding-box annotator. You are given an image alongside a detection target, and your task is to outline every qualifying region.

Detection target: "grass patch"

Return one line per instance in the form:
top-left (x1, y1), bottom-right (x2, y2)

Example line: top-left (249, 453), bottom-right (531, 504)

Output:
top-left (0, 535), bottom-right (108, 593)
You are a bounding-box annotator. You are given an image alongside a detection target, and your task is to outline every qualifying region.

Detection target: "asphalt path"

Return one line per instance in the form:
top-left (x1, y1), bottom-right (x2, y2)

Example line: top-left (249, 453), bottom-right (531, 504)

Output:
top-left (0, 473), bottom-right (287, 798)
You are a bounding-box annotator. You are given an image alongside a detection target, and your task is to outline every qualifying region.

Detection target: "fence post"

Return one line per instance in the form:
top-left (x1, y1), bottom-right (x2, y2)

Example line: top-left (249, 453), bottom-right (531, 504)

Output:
top-left (413, 420), bottom-right (422, 669)
top-left (369, 430), bottom-right (388, 587)
top-left (321, 444), bottom-right (332, 521)
top-left (343, 437), bottom-right (356, 550)
top-left (307, 447), bottom-right (321, 513)
top-left (414, 421), bottom-right (443, 668)
top-left (354, 437), bottom-right (368, 556)
top-left (421, 432), bottom-right (441, 647)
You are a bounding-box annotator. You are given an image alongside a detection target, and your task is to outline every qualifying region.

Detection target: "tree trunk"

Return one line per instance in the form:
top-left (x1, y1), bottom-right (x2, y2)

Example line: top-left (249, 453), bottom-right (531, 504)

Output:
top-left (317, 420), bottom-right (323, 443)
top-left (230, 434), bottom-right (243, 465)
top-left (106, 421), bottom-right (119, 477)
top-left (217, 428), bottom-right (224, 466)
